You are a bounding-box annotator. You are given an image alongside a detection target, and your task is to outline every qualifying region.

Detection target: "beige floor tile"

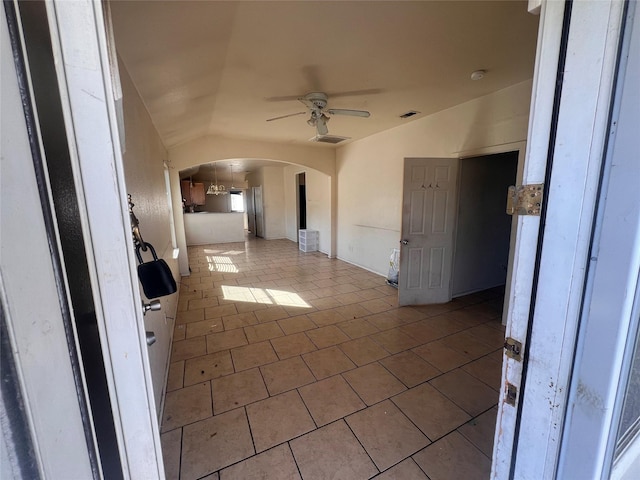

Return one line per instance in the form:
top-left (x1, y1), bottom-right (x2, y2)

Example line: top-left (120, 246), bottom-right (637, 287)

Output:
top-left (307, 308), bottom-right (348, 327)
top-left (174, 323), bottom-right (186, 341)
top-left (220, 444), bottom-right (301, 480)
top-left (439, 330), bottom-right (496, 360)
top-left (399, 320), bottom-right (446, 344)
top-left (380, 351), bottom-right (440, 388)
top-left (205, 303), bottom-right (238, 320)
top-left (392, 383), bottom-right (471, 440)
top-left (277, 315), bottom-right (317, 334)
top-left (184, 351), bottom-right (234, 386)
top-left (162, 382), bottom-right (212, 432)
top-left (303, 346), bottom-right (356, 380)
top-left (366, 311), bottom-right (406, 331)
top-left (430, 369), bottom-right (498, 416)
top-left (186, 318), bottom-right (224, 338)
top-left (160, 428), bottom-right (181, 480)
top-left (335, 303), bottom-right (372, 319)
top-left (206, 329), bottom-right (248, 354)
top-left (254, 306), bottom-right (289, 323)
top-left (342, 363), bottom-right (406, 405)
top-left (467, 323), bottom-right (505, 348)
top-left (177, 308), bottom-right (205, 325)
top-left (181, 408), bottom-right (254, 480)
top-left (168, 241), bottom-right (509, 479)
top-left (188, 296), bottom-right (220, 310)
top-left (337, 318), bottom-right (379, 339)
top-left (446, 307), bottom-right (492, 329)
top-left (371, 328), bottom-right (422, 354)
top-left (360, 298), bottom-right (395, 314)
top-left (230, 341), bottom-right (278, 371)
top-left (412, 431), bottom-right (491, 480)
top-left (309, 297), bottom-right (344, 311)
top-left (461, 354), bottom-right (502, 391)
top-left (166, 361), bottom-right (184, 392)
top-left (334, 292), bottom-right (365, 305)
top-left (346, 400), bottom-right (429, 471)
top-left (235, 302), bottom-right (269, 314)
top-left (299, 375), bottom-right (366, 426)
top-left (339, 337), bottom-right (389, 366)
top-left (171, 336), bottom-right (207, 362)
top-left (260, 356), bottom-right (315, 396)
top-left (246, 390), bottom-right (315, 453)
top-left (305, 325), bottom-right (350, 349)
top-left (373, 458), bottom-right (428, 479)
top-left (222, 312), bottom-right (259, 330)
top-left (290, 420), bottom-right (378, 479)
top-left (271, 332), bottom-right (317, 359)
top-left (412, 341), bottom-right (469, 372)
top-left (244, 322), bottom-right (285, 343)
top-left (211, 368), bottom-right (268, 414)
top-left (458, 406), bottom-right (498, 457)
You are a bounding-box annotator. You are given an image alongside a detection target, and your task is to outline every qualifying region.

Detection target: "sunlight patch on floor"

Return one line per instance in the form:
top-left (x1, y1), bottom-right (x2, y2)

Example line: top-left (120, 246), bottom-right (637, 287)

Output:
top-left (206, 256), bottom-right (239, 273)
top-left (221, 285), bottom-right (311, 308)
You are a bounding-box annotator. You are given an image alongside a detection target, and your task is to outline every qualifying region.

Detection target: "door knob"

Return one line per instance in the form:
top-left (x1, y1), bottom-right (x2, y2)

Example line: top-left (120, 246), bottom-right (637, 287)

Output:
top-left (146, 331), bottom-right (156, 346)
top-left (401, 239), bottom-right (409, 245)
top-left (142, 299), bottom-right (161, 316)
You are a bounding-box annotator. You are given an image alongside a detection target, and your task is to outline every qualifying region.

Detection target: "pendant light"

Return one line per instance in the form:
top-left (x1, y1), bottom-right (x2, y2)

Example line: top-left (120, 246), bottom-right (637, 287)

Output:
top-left (206, 162), bottom-right (228, 195)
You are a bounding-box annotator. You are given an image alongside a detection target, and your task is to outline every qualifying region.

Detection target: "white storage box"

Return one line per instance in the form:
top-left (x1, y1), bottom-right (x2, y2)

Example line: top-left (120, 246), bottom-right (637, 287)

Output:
top-left (299, 229), bottom-right (318, 252)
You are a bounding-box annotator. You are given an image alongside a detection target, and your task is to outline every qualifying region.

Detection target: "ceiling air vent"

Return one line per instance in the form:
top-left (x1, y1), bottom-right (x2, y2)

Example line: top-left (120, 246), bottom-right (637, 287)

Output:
top-left (309, 135), bottom-right (351, 144)
top-left (399, 110), bottom-right (420, 119)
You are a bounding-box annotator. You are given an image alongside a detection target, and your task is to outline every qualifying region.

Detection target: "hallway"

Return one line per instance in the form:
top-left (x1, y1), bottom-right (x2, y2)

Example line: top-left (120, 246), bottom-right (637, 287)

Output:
top-left (161, 238), bottom-right (504, 479)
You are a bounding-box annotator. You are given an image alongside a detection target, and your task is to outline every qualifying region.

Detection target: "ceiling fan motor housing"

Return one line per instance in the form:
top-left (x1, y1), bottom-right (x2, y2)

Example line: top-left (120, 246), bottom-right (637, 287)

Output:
top-left (305, 92), bottom-right (328, 110)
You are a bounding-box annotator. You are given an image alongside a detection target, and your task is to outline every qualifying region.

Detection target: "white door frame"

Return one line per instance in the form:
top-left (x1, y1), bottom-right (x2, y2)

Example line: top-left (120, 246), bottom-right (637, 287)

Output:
top-left (1, 3), bottom-right (97, 476)
top-left (42, 1), bottom-right (164, 477)
top-left (556, 2), bottom-right (639, 477)
top-left (493, 0), bottom-right (628, 478)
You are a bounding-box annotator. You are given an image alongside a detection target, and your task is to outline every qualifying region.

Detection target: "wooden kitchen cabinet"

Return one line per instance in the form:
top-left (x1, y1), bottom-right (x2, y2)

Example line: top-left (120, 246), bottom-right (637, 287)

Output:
top-left (181, 180), bottom-right (205, 206)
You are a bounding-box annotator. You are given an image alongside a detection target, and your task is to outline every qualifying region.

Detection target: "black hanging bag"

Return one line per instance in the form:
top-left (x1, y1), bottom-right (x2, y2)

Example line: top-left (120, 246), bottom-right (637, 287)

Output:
top-left (136, 242), bottom-right (177, 299)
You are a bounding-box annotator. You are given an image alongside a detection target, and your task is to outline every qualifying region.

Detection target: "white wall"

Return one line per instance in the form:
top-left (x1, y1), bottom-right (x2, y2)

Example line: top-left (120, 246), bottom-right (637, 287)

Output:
top-left (283, 165), bottom-right (332, 254)
top-left (120, 60), bottom-right (177, 415)
top-left (336, 80), bottom-right (532, 276)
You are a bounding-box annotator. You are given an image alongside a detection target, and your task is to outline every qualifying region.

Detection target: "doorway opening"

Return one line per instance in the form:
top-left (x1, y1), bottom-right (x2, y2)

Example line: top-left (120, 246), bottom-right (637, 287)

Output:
top-left (297, 172), bottom-right (307, 240)
top-left (452, 151), bottom-right (518, 299)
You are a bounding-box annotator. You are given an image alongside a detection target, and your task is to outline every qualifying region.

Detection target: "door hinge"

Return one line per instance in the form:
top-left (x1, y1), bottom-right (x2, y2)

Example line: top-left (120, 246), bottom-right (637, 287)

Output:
top-left (505, 383), bottom-right (518, 406)
top-left (504, 337), bottom-right (523, 361)
top-left (506, 184), bottom-right (544, 216)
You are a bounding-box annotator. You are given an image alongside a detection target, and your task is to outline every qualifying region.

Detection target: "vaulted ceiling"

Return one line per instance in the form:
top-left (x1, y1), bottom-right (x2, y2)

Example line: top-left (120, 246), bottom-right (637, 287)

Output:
top-left (111, 1), bottom-right (539, 152)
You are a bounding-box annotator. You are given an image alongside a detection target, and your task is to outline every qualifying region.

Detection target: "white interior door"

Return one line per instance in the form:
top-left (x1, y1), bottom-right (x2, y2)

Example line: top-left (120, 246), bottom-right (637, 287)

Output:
top-left (398, 158), bottom-right (458, 306)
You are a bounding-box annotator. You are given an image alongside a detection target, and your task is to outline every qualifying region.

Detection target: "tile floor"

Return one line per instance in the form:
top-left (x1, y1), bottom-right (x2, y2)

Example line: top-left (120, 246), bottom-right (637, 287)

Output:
top-left (161, 238), bottom-right (505, 480)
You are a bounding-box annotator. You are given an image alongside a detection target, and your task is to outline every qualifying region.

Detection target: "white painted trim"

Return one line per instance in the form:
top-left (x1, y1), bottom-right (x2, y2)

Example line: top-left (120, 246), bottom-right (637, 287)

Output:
top-left (492, 0), bottom-right (565, 474)
top-left (556, 2), bottom-right (639, 477)
top-left (46, 1), bottom-right (164, 478)
top-left (509, 1), bottom-right (627, 479)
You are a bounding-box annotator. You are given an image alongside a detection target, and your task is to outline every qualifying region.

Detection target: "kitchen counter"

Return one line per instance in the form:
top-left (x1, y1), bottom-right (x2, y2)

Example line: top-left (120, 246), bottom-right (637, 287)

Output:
top-left (183, 212), bottom-right (245, 245)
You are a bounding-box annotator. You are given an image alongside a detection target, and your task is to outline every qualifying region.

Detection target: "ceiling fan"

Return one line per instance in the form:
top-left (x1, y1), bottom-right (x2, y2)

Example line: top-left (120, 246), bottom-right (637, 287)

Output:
top-left (266, 92), bottom-right (370, 136)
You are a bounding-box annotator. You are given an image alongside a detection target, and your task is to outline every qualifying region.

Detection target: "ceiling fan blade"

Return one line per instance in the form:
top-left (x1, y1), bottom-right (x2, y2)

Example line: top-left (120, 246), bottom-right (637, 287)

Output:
top-left (327, 108), bottom-right (370, 118)
top-left (327, 88), bottom-right (383, 98)
top-left (266, 111), bottom-right (306, 122)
